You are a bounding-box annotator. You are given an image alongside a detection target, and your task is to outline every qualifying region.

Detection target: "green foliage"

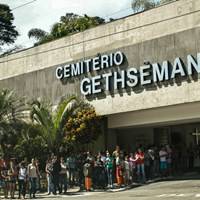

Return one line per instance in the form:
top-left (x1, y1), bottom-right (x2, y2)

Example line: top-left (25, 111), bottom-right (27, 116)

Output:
top-left (0, 4), bottom-right (19, 45)
top-left (53, 96), bottom-right (79, 133)
top-left (28, 28), bottom-right (48, 41)
top-left (30, 96), bottom-right (80, 153)
top-left (132, 0), bottom-right (175, 12)
top-left (0, 121), bottom-right (23, 158)
top-left (28, 13), bottom-right (105, 45)
top-left (0, 89), bottom-right (28, 122)
top-left (0, 89), bottom-right (14, 122)
top-left (0, 89), bottom-right (102, 161)
top-left (14, 124), bottom-right (48, 166)
top-left (0, 89), bottom-right (28, 158)
top-left (30, 100), bottom-right (56, 151)
top-left (64, 104), bottom-right (103, 145)
top-left (132, 0), bottom-right (156, 12)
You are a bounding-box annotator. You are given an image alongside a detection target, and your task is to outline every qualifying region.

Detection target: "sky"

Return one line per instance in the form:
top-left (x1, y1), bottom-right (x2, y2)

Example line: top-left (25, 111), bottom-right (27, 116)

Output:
top-left (1, 0), bottom-right (133, 50)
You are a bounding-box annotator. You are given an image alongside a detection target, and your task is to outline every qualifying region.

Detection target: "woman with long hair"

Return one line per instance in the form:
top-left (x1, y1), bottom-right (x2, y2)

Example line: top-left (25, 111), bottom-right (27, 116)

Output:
top-left (8, 160), bottom-right (17, 199)
top-left (1, 161), bottom-right (10, 199)
top-left (45, 158), bottom-right (54, 195)
top-left (135, 148), bottom-right (146, 183)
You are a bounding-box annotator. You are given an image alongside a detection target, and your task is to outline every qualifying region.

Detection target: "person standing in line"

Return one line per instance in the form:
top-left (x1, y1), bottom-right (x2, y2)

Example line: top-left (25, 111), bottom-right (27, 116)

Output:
top-left (76, 153), bottom-right (85, 191)
top-left (1, 161), bottom-right (10, 199)
top-left (144, 149), bottom-right (151, 181)
top-left (159, 146), bottom-right (168, 177)
top-left (83, 159), bottom-right (93, 191)
top-left (105, 152), bottom-right (114, 188)
top-left (154, 146), bottom-right (160, 177)
top-left (112, 146), bottom-right (120, 184)
top-left (145, 147), bottom-right (155, 181)
top-left (100, 152), bottom-right (106, 164)
top-left (52, 156), bottom-right (61, 195)
top-left (66, 154), bottom-right (76, 187)
top-left (135, 148), bottom-right (146, 183)
top-left (147, 147), bottom-right (155, 180)
top-left (8, 160), bottom-right (17, 199)
top-left (123, 155), bottom-right (131, 186)
top-left (59, 157), bottom-right (67, 194)
top-left (27, 158), bottom-right (39, 199)
top-left (129, 153), bottom-right (136, 183)
top-left (45, 158), bottom-right (54, 195)
top-left (115, 152), bottom-right (123, 187)
top-left (18, 161), bottom-right (27, 199)
top-left (35, 159), bottom-right (41, 192)
top-left (112, 146), bottom-right (120, 158)
top-left (93, 155), bottom-right (105, 189)
top-left (166, 145), bottom-right (172, 176)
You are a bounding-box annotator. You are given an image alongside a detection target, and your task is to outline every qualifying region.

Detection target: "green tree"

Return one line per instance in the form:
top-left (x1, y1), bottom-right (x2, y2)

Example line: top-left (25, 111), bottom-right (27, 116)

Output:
top-left (28, 13), bottom-right (105, 45)
top-left (14, 124), bottom-right (48, 166)
top-left (30, 96), bottom-right (80, 153)
top-left (132, 0), bottom-right (175, 12)
top-left (0, 4), bottom-right (19, 45)
top-left (28, 28), bottom-right (48, 42)
top-left (0, 89), bottom-right (28, 157)
top-left (132, 0), bottom-right (156, 12)
top-left (64, 103), bottom-right (103, 148)
top-left (0, 89), bottom-right (27, 123)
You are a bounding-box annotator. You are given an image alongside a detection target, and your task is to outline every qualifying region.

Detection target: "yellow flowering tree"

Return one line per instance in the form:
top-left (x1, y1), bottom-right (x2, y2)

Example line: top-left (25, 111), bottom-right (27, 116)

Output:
top-left (64, 104), bottom-right (103, 145)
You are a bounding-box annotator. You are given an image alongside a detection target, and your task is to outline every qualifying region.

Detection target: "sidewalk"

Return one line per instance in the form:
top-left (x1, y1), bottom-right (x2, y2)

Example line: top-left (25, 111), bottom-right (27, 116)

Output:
top-left (1, 172), bottom-right (199, 199)
top-left (32, 177), bottom-right (185, 199)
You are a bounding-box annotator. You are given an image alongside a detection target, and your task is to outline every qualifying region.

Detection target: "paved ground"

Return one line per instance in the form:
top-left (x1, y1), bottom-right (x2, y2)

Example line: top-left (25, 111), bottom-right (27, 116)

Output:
top-left (1, 178), bottom-right (200, 199)
top-left (31, 179), bottom-right (200, 200)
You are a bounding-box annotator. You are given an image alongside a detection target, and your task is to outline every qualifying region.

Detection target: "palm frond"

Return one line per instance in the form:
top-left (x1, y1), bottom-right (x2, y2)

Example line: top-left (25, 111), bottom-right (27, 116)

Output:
top-left (53, 96), bottom-right (79, 131)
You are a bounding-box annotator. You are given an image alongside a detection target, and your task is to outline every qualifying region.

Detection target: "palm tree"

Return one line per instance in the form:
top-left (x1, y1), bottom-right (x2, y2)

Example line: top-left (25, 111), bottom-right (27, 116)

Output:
top-left (131, 0), bottom-right (175, 13)
top-left (0, 89), bottom-right (28, 123)
top-left (28, 28), bottom-right (48, 42)
top-left (14, 123), bottom-right (48, 163)
top-left (30, 96), bottom-right (80, 153)
top-left (28, 13), bottom-right (105, 45)
top-left (132, 0), bottom-right (156, 12)
top-left (0, 89), bottom-right (28, 157)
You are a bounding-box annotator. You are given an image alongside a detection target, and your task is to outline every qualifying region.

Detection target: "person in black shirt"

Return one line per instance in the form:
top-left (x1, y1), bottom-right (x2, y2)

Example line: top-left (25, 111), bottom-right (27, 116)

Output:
top-left (52, 156), bottom-right (61, 195)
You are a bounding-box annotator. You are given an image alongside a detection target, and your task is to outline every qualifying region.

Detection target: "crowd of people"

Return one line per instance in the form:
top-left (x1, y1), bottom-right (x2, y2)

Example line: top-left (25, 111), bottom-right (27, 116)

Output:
top-left (0, 144), bottom-right (197, 199)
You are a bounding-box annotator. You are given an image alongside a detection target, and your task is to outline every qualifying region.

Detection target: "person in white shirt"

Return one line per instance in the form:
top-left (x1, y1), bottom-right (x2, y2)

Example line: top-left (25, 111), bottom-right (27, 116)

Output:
top-left (27, 158), bottom-right (39, 199)
top-left (45, 158), bottom-right (53, 195)
top-left (18, 161), bottom-right (27, 199)
top-left (159, 147), bottom-right (168, 177)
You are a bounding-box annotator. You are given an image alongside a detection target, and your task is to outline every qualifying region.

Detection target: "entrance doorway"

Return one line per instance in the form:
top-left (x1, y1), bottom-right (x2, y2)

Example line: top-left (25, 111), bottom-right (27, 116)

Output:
top-left (108, 122), bottom-right (200, 171)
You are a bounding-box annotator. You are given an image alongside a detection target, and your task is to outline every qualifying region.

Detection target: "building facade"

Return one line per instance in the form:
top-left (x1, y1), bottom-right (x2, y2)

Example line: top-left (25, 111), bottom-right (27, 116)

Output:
top-left (0, 0), bottom-right (200, 154)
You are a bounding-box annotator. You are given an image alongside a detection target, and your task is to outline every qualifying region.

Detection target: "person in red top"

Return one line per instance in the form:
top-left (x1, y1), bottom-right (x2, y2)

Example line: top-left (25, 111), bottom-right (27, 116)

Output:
top-left (135, 148), bottom-right (146, 183)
